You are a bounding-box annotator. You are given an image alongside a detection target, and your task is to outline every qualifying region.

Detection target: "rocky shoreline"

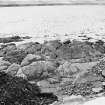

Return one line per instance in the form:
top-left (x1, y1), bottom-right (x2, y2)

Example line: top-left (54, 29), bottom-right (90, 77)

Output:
top-left (1, 36), bottom-right (105, 105)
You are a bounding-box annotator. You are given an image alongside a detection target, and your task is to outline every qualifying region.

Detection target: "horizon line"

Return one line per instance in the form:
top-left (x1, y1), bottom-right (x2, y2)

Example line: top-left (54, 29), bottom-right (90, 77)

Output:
top-left (0, 3), bottom-right (105, 7)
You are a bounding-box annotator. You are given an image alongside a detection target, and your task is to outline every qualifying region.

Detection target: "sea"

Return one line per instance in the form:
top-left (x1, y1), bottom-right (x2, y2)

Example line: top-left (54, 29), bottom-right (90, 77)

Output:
top-left (0, 5), bottom-right (105, 43)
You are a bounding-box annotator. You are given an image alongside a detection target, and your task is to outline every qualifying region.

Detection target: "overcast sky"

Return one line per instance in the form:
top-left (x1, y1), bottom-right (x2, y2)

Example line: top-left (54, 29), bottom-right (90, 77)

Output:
top-left (0, 0), bottom-right (105, 5)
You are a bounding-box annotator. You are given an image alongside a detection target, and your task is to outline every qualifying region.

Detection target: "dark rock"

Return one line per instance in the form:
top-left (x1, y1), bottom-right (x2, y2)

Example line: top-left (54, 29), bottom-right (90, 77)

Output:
top-left (95, 40), bottom-right (104, 46)
top-left (17, 42), bottom-right (42, 54)
top-left (0, 72), bottom-right (58, 105)
top-left (63, 39), bottom-right (71, 45)
top-left (22, 36), bottom-right (32, 39)
top-left (0, 36), bottom-right (22, 43)
top-left (3, 49), bottom-right (27, 64)
top-left (0, 43), bottom-right (17, 57)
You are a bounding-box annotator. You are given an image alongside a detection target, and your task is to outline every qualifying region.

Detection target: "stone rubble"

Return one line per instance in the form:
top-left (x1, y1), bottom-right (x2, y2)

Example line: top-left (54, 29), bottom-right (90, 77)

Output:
top-left (0, 38), bottom-right (105, 105)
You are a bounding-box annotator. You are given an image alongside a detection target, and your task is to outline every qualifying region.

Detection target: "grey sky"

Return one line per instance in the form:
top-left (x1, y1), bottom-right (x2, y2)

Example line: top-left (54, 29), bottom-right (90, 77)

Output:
top-left (0, 0), bottom-right (105, 5)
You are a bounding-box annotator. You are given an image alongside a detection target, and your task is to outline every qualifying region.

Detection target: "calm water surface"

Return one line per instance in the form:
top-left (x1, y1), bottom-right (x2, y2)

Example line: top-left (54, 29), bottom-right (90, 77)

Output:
top-left (0, 5), bottom-right (105, 41)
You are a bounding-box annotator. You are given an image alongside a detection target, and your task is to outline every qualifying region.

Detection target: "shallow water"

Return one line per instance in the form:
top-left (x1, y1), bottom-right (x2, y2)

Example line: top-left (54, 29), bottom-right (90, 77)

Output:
top-left (0, 5), bottom-right (105, 42)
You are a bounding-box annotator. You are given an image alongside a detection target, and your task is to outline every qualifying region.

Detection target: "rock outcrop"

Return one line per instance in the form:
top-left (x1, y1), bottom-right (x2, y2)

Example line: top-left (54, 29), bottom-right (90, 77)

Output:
top-left (0, 60), bottom-right (11, 72)
top-left (0, 43), bottom-right (17, 57)
top-left (17, 42), bottom-right (42, 54)
top-left (21, 54), bottom-right (43, 67)
top-left (21, 61), bottom-right (57, 80)
top-left (6, 63), bottom-right (20, 76)
top-left (3, 49), bottom-right (27, 64)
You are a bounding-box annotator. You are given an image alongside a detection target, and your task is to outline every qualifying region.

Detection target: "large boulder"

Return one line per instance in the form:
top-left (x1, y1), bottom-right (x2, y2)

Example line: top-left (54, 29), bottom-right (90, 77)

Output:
top-left (57, 61), bottom-right (80, 77)
top-left (57, 61), bottom-right (99, 78)
top-left (21, 54), bottom-right (43, 67)
top-left (56, 41), bottom-right (102, 60)
top-left (6, 63), bottom-right (20, 76)
top-left (56, 44), bottom-right (86, 59)
top-left (21, 61), bottom-right (57, 80)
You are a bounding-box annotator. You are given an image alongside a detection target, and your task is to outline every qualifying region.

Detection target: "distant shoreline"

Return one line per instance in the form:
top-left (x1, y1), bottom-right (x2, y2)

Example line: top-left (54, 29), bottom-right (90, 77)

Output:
top-left (0, 3), bottom-right (105, 7)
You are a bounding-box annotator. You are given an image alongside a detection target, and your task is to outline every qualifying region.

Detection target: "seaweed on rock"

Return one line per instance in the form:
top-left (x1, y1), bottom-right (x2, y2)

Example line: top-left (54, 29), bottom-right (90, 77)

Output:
top-left (0, 72), bottom-right (58, 105)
